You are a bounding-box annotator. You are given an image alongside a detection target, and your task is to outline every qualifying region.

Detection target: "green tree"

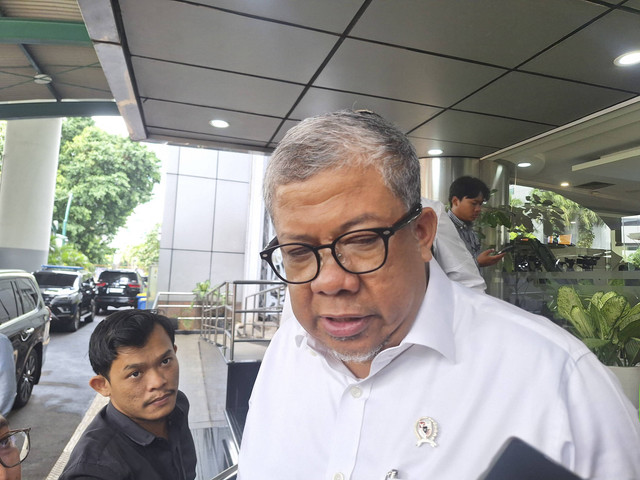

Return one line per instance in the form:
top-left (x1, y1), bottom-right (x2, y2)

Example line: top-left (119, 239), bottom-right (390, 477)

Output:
top-left (61, 116), bottom-right (94, 143)
top-left (530, 189), bottom-right (604, 247)
top-left (48, 236), bottom-right (94, 272)
top-left (120, 224), bottom-right (160, 272)
top-left (54, 118), bottom-right (161, 263)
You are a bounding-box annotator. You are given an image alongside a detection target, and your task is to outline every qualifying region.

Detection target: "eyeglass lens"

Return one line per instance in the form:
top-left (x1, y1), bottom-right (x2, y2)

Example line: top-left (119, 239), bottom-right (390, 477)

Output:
top-left (272, 230), bottom-right (386, 283)
top-left (0, 430), bottom-right (30, 468)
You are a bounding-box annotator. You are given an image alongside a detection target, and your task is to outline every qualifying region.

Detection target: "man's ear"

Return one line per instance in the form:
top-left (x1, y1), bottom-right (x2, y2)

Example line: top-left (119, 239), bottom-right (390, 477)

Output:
top-left (89, 375), bottom-right (111, 397)
top-left (415, 207), bottom-right (438, 262)
top-left (450, 196), bottom-right (461, 210)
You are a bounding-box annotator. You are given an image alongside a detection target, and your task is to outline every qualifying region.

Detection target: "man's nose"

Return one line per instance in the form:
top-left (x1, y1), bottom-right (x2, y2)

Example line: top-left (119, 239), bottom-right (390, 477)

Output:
top-left (310, 249), bottom-right (359, 295)
top-left (147, 368), bottom-right (168, 389)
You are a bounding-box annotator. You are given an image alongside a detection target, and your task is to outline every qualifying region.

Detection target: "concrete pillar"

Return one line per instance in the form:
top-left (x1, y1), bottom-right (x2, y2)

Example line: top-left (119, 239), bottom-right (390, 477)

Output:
top-left (419, 157), bottom-right (480, 205)
top-left (0, 118), bottom-right (62, 271)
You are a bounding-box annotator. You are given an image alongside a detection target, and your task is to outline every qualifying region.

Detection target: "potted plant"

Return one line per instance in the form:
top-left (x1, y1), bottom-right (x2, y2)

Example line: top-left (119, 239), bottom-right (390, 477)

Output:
top-left (555, 286), bottom-right (640, 407)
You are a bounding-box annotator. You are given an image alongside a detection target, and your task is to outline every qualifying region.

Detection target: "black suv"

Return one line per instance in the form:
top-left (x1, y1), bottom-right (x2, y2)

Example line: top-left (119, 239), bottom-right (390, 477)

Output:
top-left (33, 266), bottom-right (94, 332)
top-left (93, 269), bottom-right (143, 315)
top-left (0, 269), bottom-right (50, 409)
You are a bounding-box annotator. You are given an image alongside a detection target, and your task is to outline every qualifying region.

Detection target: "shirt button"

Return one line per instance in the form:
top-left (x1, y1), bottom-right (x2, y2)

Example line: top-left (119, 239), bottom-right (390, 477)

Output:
top-left (350, 386), bottom-right (362, 398)
top-left (333, 473), bottom-right (345, 480)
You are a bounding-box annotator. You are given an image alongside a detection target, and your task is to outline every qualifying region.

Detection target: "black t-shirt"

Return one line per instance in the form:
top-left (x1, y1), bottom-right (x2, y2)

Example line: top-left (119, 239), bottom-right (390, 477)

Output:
top-left (60, 391), bottom-right (197, 480)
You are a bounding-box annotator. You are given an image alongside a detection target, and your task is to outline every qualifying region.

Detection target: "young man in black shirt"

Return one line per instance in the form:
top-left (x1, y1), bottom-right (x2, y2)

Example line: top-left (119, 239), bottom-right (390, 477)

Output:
top-left (60, 310), bottom-right (196, 480)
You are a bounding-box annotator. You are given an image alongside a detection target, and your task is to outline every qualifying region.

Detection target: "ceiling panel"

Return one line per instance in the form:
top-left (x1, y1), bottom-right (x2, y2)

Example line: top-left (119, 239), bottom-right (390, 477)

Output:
top-left (147, 127), bottom-right (271, 151)
top-left (456, 71), bottom-right (635, 125)
top-left (291, 88), bottom-right (443, 131)
top-left (3, 0), bottom-right (640, 217)
top-left (120, 0), bottom-right (339, 83)
top-left (523, 9), bottom-right (640, 92)
top-left (351, 0), bottom-right (607, 68)
top-left (0, 0), bottom-right (80, 19)
top-left (411, 110), bottom-right (551, 149)
top-left (195, 0), bottom-right (364, 32)
top-left (142, 99), bottom-right (284, 144)
top-left (132, 57), bottom-right (304, 118)
top-left (408, 136), bottom-right (496, 160)
top-left (315, 38), bottom-right (505, 107)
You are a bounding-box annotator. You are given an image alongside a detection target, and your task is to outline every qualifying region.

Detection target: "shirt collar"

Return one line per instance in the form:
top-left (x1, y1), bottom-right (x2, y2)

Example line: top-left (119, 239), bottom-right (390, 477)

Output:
top-left (293, 258), bottom-right (457, 364)
top-left (401, 259), bottom-right (456, 362)
top-left (105, 395), bottom-right (184, 446)
top-left (447, 209), bottom-right (472, 229)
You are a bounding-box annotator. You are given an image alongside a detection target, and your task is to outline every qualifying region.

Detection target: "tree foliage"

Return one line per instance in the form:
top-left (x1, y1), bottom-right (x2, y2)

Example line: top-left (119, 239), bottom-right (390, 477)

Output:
top-left (53, 118), bottom-right (161, 263)
top-left (530, 189), bottom-right (604, 248)
top-left (120, 224), bottom-right (160, 272)
top-left (478, 187), bottom-right (604, 247)
top-left (48, 236), bottom-right (94, 272)
top-left (478, 190), bottom-right (565, 238)
top-left (628, 250), bottom-right (640, 269)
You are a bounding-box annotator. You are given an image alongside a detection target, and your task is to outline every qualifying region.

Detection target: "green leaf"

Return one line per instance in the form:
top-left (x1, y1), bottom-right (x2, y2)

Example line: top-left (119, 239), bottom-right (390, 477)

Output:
top-left (600, 294), bottom-right (628, 328)
top-left (619, 319), bottom-right (640, 344)
top-left (582, 338), bottom-right (611, 350)
top-left (627, 338), bottom-right (640, 366)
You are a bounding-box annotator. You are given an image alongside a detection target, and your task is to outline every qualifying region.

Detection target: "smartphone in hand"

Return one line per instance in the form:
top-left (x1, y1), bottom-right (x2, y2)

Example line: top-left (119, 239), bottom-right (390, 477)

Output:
top-left (495, 245), bottom-right (514, 255)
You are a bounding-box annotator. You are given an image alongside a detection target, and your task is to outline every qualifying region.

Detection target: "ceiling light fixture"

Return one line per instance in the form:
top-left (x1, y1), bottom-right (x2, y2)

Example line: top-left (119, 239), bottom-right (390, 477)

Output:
top-left (560, 182), bottom-right (570, 187)
top-left (209, 119), bottom-right (229, 129)
top-left (34, 74), bottom-right (52, 84)
top-left (427, 148), bottom-right (443, 156)
top-left (517, 162), bottom-right (532, 168)
top-left (614, 50), bottom-right (640, 66)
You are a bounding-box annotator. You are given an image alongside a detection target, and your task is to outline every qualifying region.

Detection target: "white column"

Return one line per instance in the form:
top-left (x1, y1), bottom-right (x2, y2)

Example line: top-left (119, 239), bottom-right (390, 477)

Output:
top-left (0, 118), bottom-right (62, 271)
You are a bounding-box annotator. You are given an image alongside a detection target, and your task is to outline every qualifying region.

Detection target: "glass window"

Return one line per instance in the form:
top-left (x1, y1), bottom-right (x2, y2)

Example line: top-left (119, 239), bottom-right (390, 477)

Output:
top-left (15, 278), bottom-right (38, 314)
top-left (99, 272), bottom-right (138, 284)
top-left (0, 280), bottom-right (18, 324)
top-left (33, 272), bottom-right (77, 288)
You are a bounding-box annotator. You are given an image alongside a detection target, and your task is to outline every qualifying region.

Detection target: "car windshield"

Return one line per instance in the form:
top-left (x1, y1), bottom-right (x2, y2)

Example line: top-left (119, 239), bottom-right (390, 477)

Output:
top-left (34, 272), bottom-right (76, 288)
top-left (99, 272), bottom-right (138, 284)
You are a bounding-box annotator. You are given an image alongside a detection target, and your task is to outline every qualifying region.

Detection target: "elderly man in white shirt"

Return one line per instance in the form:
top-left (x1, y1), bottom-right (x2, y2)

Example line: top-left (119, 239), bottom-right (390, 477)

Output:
top-left (238, 110), bottom-right (640, 480)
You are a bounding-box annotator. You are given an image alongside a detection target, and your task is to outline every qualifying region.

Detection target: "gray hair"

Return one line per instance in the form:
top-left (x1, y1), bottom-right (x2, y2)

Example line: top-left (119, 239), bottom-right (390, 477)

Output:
top-left (264, 110), bottom-right (421, 218)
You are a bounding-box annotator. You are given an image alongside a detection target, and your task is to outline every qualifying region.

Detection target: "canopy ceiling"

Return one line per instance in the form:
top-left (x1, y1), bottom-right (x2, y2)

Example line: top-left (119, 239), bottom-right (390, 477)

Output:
top-left (1, 0), bottom-right (640, 220)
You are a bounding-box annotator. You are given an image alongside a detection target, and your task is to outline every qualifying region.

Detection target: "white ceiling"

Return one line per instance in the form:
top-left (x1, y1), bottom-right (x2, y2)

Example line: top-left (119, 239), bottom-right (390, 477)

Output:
top-left (2, 0), bottom-right (640, 220)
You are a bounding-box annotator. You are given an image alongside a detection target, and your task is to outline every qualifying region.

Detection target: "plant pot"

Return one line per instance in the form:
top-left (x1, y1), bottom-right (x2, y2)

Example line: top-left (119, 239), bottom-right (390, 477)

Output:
top-left (608, 366), bottom-right (640, 410)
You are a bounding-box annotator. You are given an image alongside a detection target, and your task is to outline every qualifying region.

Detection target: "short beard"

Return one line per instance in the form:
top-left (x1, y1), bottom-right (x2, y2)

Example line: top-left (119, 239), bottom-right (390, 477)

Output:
top-left (328, 336), bottom-right (389, 364)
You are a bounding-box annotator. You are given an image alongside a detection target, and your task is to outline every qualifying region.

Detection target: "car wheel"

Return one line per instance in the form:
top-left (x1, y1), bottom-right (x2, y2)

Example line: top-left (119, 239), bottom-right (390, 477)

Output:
top-left (85, 309), bottom-right (94, 323)
top-left (67, 308), bottom-right (81, 332)
top-left (13, 349), bottom-right (39, 409)
top-left (91, 300), bottom-right (100, 317)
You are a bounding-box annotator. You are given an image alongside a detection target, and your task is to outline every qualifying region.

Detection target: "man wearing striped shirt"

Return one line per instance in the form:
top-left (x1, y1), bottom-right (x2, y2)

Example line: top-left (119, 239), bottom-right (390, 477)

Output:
top-left (447, 176), bottom-right (505, 269)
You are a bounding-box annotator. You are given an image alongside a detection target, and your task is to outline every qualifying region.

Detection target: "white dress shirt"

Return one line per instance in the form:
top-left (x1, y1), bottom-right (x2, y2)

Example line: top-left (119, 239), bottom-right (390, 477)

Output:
top-left (238, 260), bottom-right (640, 480)
top-left (422, 198), bottom-right (485, 291)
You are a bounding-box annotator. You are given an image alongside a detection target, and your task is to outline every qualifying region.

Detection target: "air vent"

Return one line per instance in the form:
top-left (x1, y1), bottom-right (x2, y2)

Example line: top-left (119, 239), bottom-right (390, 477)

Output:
top-left (573, 181), bottom-right (614, 190)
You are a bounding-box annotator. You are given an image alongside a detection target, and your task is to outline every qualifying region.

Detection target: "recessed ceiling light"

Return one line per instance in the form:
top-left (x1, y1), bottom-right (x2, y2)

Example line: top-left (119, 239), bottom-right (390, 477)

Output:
top-left (427, 149), bottom-right (443, 156)
top-left (209, 119), bottom-right (229, 129)
top-left (614, 50), bottom-right (640, 66)
top-left (517, 162), bottom-right (532, 168)
top-left (560, 182), bottom-right (570, 187)
top-left (34, 74), bottom-right (52, 84)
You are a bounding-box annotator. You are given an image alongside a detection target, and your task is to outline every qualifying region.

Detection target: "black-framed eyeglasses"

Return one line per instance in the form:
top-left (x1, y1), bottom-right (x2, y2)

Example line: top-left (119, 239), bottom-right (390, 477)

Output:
top-left (260, 203), bottom-right (422, 284)
top-left (0, 428), bottom-right (30, 468)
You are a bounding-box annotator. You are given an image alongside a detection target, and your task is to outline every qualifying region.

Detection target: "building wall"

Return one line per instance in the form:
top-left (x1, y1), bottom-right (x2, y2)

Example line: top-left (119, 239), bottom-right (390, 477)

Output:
top-left (157, 146), bottom-right (262, 294)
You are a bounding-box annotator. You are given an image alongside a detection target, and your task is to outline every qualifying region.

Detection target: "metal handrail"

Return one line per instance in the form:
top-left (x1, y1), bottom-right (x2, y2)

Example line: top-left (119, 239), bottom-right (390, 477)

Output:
top-left (209, 463), bottom-right (238, 480)
top-left (199, 280), bottom-right (285, 361)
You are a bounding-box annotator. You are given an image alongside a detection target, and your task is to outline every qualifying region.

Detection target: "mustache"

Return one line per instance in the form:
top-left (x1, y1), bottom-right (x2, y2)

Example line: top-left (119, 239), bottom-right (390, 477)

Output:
top-left (143, 390), bottom-right (176, 407)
